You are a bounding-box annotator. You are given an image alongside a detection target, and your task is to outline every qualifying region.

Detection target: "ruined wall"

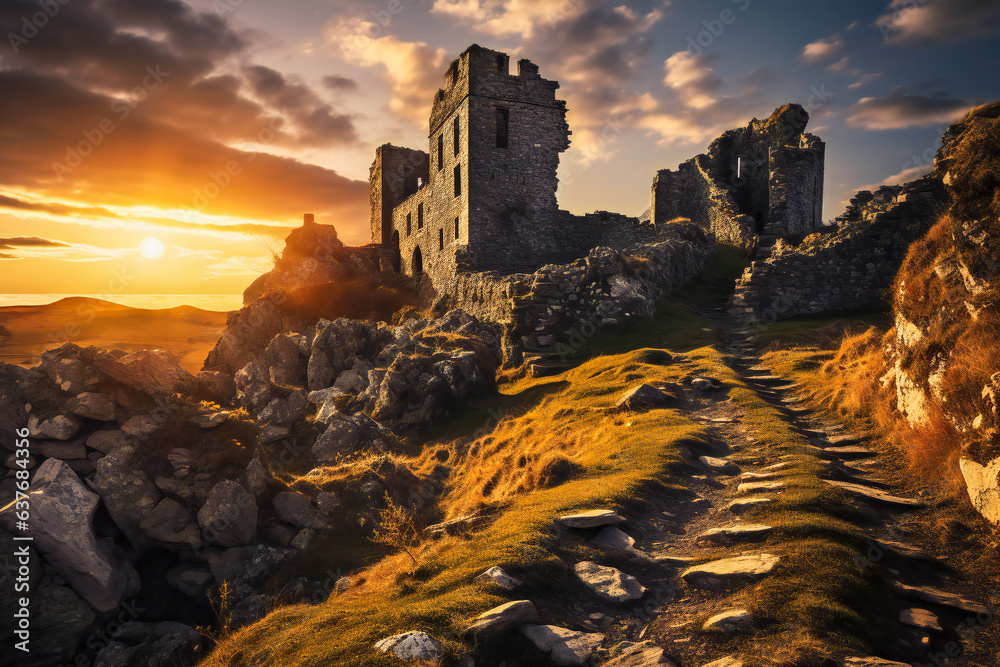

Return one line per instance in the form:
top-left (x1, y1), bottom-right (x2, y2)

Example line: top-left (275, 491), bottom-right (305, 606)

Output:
top-left (730, 173), bottom-right (948, 326)
top-left (766, 136), bottom-right (826, 237)
top-left (421, 222), bottom-right (715, 361)
top-left (651, 104), bottom-right (824, 250)
top-left (369, 145), bottom-right (429, 249)
top-left (652, 155), bottom-right (757, 249)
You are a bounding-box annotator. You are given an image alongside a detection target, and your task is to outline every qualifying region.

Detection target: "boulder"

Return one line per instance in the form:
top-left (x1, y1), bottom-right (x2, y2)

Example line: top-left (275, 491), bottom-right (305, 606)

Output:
top-left (92, 348), bottom-right (197, 398)
top-left (165, 563), bottom-right (213, 597)
top-left (93, 621), bottom-right (200, 667)
top-left (24, 583), bottom-right (96, 666)
top-left (93, 446), bottom-right (162, 545)
top-left (474, 566), bottom-right (523, 590)
top-left (590, 526), bottom-right (636, 551)
top-left (0, 459), bottom-right (139, 611)
top-left (604, 641), bottom-right (675, 666)
top-left (696, 525), bottom-right (773, 545)
top-left (28, 413), bottom-right (82, 440)
top-left (272, 491), bottom-right (327, 529)
top-left (86, 429), bottom-right (134, 454)
top-left (64, 392), bottom-right (117, 421)
top-left (613, 384), bottom-right (676, 412)
top-left (374, 631), bottom-right (443, 662)
top-left (140, 498), bottom-right (201, 547)
top-left (702, 609), bottom-right (753, 634)
top-left (120, 414), bottom-right (162, 440)
top-left (558, 509), bottom-right (625, 529)
top-left (573, 561), bottom-right (645, 603)
top-left (699, 456), bottom-right (739, 475)
top-left (520, 625), bottom-right (605, 666)
top-left (198, 480), bottom-right (258, 547)
top-left (959, 457), bottom-right (1000, 524)
top-left (312, 412), bottom-right (394, 465)
top-left (465, 600), bottom-right (538, 644)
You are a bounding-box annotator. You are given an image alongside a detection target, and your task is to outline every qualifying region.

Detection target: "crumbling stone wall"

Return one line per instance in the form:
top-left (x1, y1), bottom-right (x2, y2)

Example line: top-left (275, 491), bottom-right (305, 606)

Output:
top-left (651, 104), bottom-right (825, 250)
top-left (425, 222), bottom-right (715, 362)
top-left (730, 173), bottom-right (948, 326)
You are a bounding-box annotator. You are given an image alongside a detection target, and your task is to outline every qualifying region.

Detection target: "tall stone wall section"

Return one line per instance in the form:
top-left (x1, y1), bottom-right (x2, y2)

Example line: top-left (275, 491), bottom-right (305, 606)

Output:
top-left (651, 104), bottom-right (825, 251)
top-left (652, 155), bottom-right (757, 249)
top-left (730, 173), bottom-right (948, 326)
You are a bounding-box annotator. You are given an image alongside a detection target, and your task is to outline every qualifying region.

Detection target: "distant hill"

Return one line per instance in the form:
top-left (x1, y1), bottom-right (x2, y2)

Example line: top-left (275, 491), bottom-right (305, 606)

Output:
top-left (0, 297), bottom-right (230, 372)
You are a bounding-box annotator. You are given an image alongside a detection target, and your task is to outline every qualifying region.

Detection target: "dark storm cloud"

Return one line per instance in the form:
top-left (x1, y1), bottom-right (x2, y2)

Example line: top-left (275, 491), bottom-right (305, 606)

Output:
top-left (0, 0), bottom-right (366, 226)
top-left (847, 90), bottom-right (977, 130)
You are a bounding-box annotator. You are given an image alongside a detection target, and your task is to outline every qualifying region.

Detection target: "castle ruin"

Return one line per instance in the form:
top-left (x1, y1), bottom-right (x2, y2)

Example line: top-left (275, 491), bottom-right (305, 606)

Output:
top-left (368, 44), bottom-right (825, 298)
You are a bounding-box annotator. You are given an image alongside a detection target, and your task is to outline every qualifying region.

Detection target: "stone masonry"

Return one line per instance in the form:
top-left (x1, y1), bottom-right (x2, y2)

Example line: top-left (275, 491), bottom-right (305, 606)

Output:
top-left (651, 104), bottom-right (825, 252)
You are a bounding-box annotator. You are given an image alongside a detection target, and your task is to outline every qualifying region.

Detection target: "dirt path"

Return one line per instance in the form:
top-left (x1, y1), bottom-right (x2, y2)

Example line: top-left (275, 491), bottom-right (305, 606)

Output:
top-left (578, 314), bottom-right (994, 667)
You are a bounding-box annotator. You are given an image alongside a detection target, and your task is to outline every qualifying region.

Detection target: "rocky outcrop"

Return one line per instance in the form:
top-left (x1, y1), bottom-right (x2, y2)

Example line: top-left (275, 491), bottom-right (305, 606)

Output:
top-left (877, 103), bottom-right (1000, 523)
top-left (730, 172), bottom-right (948, 327)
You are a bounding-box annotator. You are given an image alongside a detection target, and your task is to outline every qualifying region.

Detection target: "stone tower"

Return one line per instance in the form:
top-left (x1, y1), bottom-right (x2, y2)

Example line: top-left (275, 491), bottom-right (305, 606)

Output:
top-left (370, 44), bottom-right (571, 278)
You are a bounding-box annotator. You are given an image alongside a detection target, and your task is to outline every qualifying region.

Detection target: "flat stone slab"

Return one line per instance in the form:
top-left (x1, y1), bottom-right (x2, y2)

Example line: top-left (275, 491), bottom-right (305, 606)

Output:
top-left (762, 461), bottom-right (795, 471)
top-left (603, 641), bottom-right (671, 666)
top-left (374, 631), bottom-right (442, 661)
top-left (466, 600), bottom-right (538, 644)
top-left (699, 456), bottom-right (739, 475)
top-left (702, 609), bottom-right (752, 634)
top-left (520, 625), bottom-right (605, 666)
top-left (900, 608), bottom-right (942, 632)
top-left (574, 561), bottom-right (645, 603)
top-left (744, 375), bottom-right (795, 386)
top-left (876, 540), bottom-right (936, 563)
top-left (826, 434), bottom-right (863, 446)
top-left (559, 510), bottom-right (625, 529)
top-left (740, 471), bottom-right (783, 480)
top-left (696, 524), bottom-right (773, 545)
top-left (727, 498), bottom-right (773, 514)
top-left (681, 553), bottom-right (780, 591)
top-left (843, 658), bottom-right (912, 667)
top-left (701, 656), bottom-right (744, 667)
top-left (890, 581), bottom-right (988, 615)
top-left (825, 481), bottom-right (923, 508)
top-left (822, 446), bottom-right (874, 460)
top-left (738, 481), bottom-right (786, 494)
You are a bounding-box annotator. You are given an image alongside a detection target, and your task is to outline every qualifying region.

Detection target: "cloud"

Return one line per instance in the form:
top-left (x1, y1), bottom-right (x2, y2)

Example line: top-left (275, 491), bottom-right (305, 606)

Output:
top-left (430, 0), bottom-right (585, 38)
top-left (849, 73), bottom-right (882, 89)
top-left (877, 0), bottom-right (1000, 44)
top-left (204, 255), bottom-right (270, 277)
top-left (847, 92), bottom-right (977, 130)
top-left (244, 66), bottom-right (359, 146)
top-left (801, 35), bottom-right (845, 63)
top-left (325, 18), bottom-right (449, 126)
top-left (663, 52), bottom-right (721, 110)
top-left (0, 236), bottom-right (69, 249)
top-left (322, 75), bottom-right (359, 92)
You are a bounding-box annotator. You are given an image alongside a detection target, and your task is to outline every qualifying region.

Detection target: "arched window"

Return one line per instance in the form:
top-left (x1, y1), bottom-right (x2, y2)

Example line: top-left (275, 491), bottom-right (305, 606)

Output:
top-left (411, 246), bottom-right (423, 275)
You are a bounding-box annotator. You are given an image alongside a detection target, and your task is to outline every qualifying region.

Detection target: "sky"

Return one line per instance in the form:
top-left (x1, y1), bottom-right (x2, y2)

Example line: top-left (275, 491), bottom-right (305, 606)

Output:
top-left (0, 0), bottom-right (998, 299)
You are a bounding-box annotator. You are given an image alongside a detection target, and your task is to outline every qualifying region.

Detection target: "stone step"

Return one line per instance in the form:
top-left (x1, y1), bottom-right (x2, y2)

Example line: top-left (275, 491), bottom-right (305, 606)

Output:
top-left (559, 509), bottom-right (625, 529)
top-left (530, 362), bottom-right (574, 378)
top-left (740, 471), bottom-right (784, 480)
top-left (681, 553), bottom-right (780, 591)
top-left (890, 581), bottom-right (988, 615)
top-left (821, 446), bottom-right (875, 460)
top-left (743, 375), bottom-right (794, 386)
top-left (696, 524), bottom-right (773, 545)
top-left (738, 481), bottom-right (786, 494)
top-left (825, 481), bottom-right (923, 508)
top-left (727, 497), bottom-right (774, 514)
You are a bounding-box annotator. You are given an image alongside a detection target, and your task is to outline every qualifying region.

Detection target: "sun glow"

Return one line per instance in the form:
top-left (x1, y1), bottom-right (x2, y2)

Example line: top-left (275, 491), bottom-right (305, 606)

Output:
top-left (138, 237), bottom-right (165, 259)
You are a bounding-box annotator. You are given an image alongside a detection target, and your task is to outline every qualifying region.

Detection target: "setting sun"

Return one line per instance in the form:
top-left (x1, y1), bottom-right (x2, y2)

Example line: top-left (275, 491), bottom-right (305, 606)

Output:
top-left (138, 237), bottom-right (165, 259)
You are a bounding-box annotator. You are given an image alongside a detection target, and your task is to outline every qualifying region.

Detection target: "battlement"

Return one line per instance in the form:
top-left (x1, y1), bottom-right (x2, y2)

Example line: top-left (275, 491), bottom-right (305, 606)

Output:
top-left (429, 44), bottom-right (564, 136)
